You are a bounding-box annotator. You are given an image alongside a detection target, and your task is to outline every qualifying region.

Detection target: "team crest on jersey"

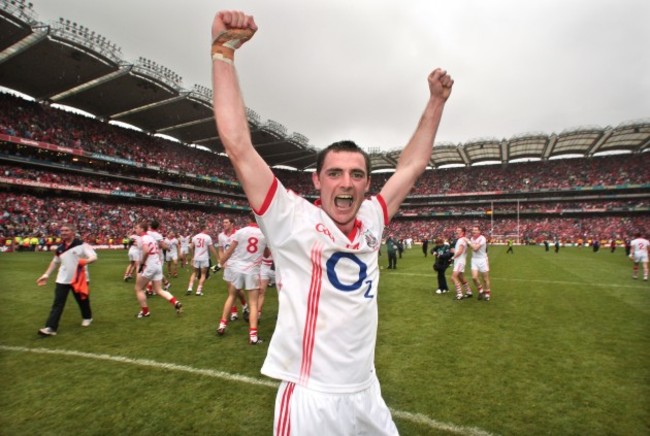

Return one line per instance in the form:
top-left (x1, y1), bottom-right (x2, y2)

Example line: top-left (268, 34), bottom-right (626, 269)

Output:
top-left (364, 230), bottom-right (379, 249)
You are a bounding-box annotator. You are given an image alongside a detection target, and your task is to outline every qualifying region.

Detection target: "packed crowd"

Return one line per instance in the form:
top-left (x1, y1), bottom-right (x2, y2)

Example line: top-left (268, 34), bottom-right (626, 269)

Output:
top-left (1, 91), bottom-right (648, 246)
top-left (1, 164), bottom-right (248, 207)
top-left (0, 93), bottom-right (237, 180)
top-left (0, 192), bottom-right (246, 246)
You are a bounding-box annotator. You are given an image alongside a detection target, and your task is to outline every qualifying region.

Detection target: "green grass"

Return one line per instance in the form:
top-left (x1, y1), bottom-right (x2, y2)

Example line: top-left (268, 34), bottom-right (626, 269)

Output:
top-left (1, 246), bottom-right (649, 435)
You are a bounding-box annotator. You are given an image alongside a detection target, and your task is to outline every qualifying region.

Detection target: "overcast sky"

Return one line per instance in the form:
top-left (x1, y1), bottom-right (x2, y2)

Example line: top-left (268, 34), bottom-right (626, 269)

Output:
top-left (28, 0), bottom-right (650, 152)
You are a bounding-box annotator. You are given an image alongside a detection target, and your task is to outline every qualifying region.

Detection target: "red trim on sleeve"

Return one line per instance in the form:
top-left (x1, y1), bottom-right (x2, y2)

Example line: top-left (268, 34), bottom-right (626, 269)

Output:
top-left (376, 194), bottom-right (389, 225)
top-left (254, 177), bottom-right (279, 216)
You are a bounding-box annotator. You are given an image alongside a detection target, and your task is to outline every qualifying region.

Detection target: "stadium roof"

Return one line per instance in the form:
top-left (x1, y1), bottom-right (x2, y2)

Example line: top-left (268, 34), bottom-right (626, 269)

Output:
top-left (1, 1), bottom-right (649, 171)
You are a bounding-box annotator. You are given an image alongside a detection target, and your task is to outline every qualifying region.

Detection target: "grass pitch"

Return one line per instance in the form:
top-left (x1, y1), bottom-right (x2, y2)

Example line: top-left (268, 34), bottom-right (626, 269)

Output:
top-left (1, 245), bottom-right (648, 435)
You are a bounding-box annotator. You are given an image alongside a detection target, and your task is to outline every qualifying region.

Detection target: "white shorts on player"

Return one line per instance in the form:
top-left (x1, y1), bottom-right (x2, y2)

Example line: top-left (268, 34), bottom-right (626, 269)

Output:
top-left (452, 260), bottom-right (466, 273)
top-left (165, 251), bottom-right (178, 262)
top-left (141, 264), bottom-right (164, 281)
top-left (274, 376), bottom-right (398, 436)
top-left (223, 267), bottom-right (234, 283)
top-left (260, 264), bottom-right (275, 282)
top-left (193, 259), bottom-right (210, 269)
top-left (231, 271), bottom-right (260, 291)
top-left (128, 248), bottom-right (141, 262)
top-left (471, 258), bottom-right (489, 273)
top-left (633, 253), bottom-right (649, 263)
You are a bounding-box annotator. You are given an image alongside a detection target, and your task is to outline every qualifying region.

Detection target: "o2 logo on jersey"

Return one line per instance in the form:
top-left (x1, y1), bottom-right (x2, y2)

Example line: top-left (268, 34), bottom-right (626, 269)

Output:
top-left (326, 252), bottom-right (375, 299)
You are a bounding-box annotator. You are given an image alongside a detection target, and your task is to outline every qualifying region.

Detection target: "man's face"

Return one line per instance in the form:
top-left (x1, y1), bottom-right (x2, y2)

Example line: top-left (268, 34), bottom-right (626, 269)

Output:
top-left (312, 151), bottom-right (370, 233)
top-left (472, 227), bottom-right (480, 237)
top-left (223, 219), bottom-right (232, 232)
top-left (456, 228), bottom-right (464, 238)
top-left (60, 226), bottom-right (73, 242)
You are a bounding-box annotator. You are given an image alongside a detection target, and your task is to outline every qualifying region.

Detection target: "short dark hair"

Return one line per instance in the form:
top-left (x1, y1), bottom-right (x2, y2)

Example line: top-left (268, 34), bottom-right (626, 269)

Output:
top-left (316, 140), bottom-right (371, 175)
top-left (138, 221), bottom-right (149, 232)
top-left (150, 219), bottom-right (160, 230)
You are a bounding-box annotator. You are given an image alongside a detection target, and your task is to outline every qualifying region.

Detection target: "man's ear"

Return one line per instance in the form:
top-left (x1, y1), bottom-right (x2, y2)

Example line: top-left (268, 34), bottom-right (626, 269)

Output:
top-left (312, 172), bottom-right (321, 190)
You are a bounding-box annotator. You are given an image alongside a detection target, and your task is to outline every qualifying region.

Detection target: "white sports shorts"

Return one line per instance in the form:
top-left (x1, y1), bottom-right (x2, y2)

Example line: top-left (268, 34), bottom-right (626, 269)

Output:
top-left (633, 253), bottom-right (648, 263)
top-left (141, 263), bottom-right (163, 281)
top-left (193, 259), bottom-right (209, 269)
top-left (471, 257), bottom-right (490, 273)
top-left (223, 267), bottom-right (234, 283)
top-left (452, 259), bottom-right (466, 273)
top-left (273, 376), bottom-right (398, 436)
top-left (231, 271), bottom-right (260, 291)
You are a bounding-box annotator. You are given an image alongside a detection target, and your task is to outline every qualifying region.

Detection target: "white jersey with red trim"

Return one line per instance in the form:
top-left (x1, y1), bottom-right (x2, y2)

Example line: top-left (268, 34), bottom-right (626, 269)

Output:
top-left (630, 237), bottom-right (649, 260)
top-left (139, 233), bottom-right (161, 268)
top-left (147, 230), bottom-right (164, 261)
top-left (191, 232), bottom-right (213, 262)
top-left (454, 237), bottom-right (468, 261)
top-left (470, 234), bottom-right (488, 260)
top-left (228, 224), bottom-right (266, 274)
top-left (257, 178), bottom-right (387, 394)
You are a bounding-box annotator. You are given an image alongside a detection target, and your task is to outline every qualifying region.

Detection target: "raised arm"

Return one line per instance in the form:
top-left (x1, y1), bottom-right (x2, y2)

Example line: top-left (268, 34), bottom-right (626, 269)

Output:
top-left (211, 10), bottom-right (274, 211)
top-left (380, 68), bottom-right (453, 219)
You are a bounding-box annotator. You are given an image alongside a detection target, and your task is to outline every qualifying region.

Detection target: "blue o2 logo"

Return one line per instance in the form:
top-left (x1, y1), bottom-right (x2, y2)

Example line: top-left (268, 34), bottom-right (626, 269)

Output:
top-left (326, 252), bottom-right (375, 298)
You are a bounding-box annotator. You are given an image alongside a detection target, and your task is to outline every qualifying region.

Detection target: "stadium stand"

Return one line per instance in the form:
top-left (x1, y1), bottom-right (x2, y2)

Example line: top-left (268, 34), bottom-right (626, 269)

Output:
top-left (0, 1), bottom-right (648, 249)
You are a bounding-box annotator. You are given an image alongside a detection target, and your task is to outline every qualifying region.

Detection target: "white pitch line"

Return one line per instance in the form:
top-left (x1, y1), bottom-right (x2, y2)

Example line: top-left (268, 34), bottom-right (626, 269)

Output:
top-left (0, 345), bottom-right (496, 436)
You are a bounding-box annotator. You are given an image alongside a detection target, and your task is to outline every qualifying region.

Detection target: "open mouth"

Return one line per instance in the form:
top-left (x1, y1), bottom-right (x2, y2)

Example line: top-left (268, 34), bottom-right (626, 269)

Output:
top-left (334, 195), bottom-right (353, 208)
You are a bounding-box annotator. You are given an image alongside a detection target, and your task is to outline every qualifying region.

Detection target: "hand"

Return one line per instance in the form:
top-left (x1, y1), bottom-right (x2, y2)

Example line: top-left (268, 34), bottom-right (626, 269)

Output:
top-left (428, 68), bottom-right (454, 102)
top-left (36, 275), bottom-right (48, 286)
top-left (212, 10), bottom-right (258, 44)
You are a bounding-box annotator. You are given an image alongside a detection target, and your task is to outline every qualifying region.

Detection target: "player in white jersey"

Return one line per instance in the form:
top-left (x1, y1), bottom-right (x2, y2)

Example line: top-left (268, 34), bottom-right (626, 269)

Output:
top-left (629, 231), bottom-right (649, 280)
top-left (468, 225), bottom-right (491, 301)
top-left (217, 218), bottom-right (267, 343)
top-left (164, 231), bottom-right (180, 278)
top-left (258, 248), bottom-right (275, 320)
top-left (211, 10), bottom-right (453, 433)
top-left (186, 223), bottom-right (218, 296)
top-left (36, 224), bottom-right (97, 336)
top-left (134, 221), bottom-right (183, 318)
top-left (217, 217), bottom-right (249, 320)
top-left (179, 233), bottom-right (191, 268)
top-left (451, 227), bottom-right (473, 300)
top-left (123, 229), bottom-right (141, 281)
top-left (148, 220), bottom-right (171, 292)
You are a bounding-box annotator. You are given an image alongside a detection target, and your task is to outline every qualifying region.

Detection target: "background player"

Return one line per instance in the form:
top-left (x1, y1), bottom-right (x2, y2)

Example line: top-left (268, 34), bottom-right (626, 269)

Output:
top-left (451, 227), bottom-right (472, 300)
top-left (629, 231), bottom-right (649, 280)
top-left (187, 222), bottom-right (218, 296)
top-left (217, 217), bottom-right (248, 320)
top-left (134, 221), bottom-right (182, 318)
top-left (468, 225), bottom-right (491, 301)
top-left (216, 216), bottom-right (266, 344)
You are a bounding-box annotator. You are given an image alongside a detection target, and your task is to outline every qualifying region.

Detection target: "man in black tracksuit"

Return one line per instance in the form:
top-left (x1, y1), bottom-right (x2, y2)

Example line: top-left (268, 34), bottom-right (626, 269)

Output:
top-left (432, 238), bottom-right (453, 294)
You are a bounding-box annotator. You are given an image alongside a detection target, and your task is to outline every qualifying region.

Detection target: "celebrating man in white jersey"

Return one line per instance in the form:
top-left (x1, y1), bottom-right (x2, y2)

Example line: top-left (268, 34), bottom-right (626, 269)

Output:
top-left (468, 225), bottom-right (491, 301)
top-left (211, 9), bottom-right (453, 435)
top-left (217, 217), bottom-right (266, 344)
top-left (629, 231), bottom-right (649, 281)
